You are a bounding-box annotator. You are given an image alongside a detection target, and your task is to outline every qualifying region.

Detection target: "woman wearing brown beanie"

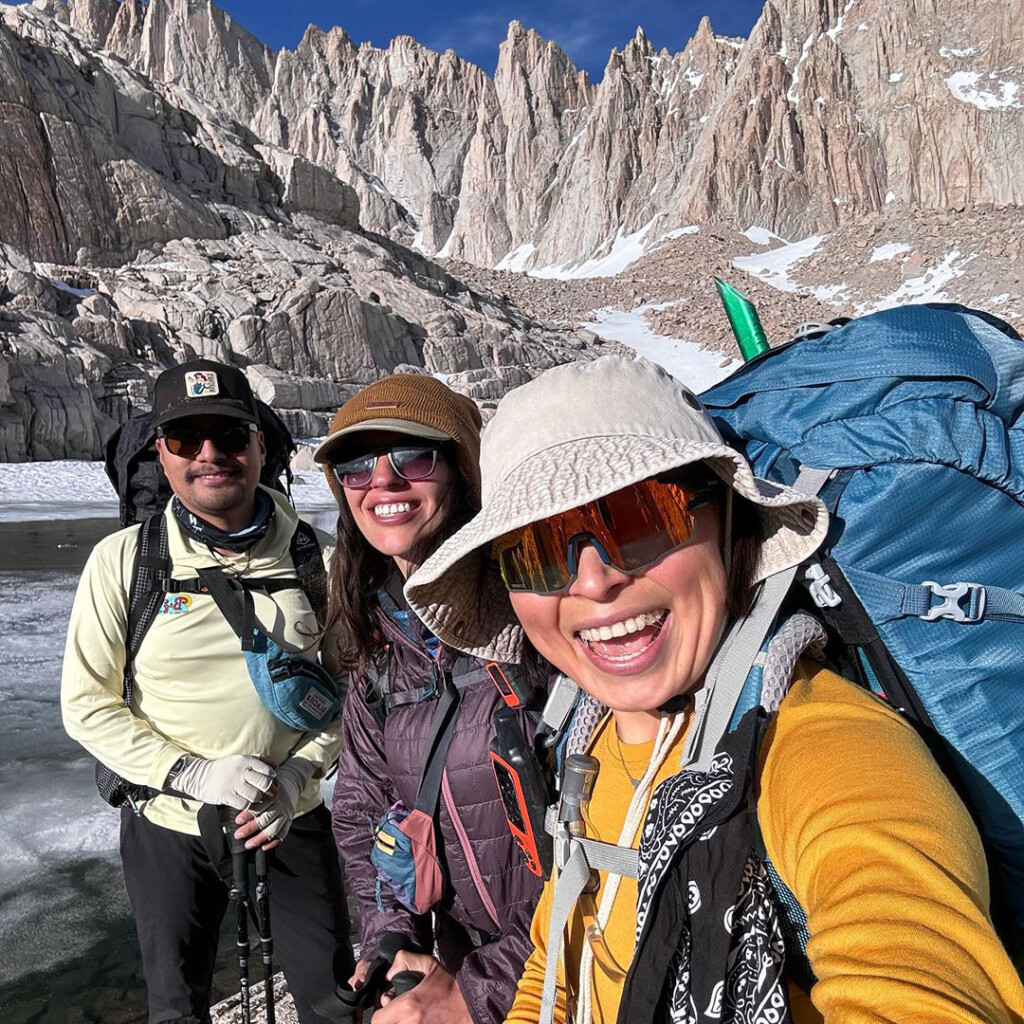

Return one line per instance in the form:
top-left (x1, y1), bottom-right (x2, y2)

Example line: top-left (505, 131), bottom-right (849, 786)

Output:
top-left (314, 374), bottom-right (547, 1024)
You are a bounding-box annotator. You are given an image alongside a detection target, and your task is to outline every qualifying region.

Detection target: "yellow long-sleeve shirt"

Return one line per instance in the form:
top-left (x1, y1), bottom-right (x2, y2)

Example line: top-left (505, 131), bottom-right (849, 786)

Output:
top-left (505, 663), bottom-right (1024, 1024)
top-left (61, 489), bottom-right (345, 835)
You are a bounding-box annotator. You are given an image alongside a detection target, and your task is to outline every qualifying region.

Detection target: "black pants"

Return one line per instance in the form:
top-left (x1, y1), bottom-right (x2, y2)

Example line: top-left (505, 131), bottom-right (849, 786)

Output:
top-left (121, 804), bottom-right (354, 1024)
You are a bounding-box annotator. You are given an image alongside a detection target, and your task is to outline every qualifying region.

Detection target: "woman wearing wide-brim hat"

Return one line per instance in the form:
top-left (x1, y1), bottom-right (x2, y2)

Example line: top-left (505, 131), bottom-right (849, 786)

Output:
top-left (406, 356), bottom-right (1023, 1024)
top-left (315, 373), bottom-right (550, 1024)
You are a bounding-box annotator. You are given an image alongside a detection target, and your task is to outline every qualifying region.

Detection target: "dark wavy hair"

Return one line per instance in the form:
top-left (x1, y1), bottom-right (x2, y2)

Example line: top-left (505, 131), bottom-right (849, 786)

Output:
top-left (322, 445), bottom-right (478, 673)
top-left (725, 490), bottom-right (766, 619)
top-left (662, 464), bottom-right (764, 621)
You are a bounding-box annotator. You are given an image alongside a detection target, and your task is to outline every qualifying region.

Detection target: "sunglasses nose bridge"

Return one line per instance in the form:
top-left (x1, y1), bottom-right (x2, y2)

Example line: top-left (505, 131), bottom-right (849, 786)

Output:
top-left (564, 532), bottom-right (613, 577)
top-left (370, 453), bottom-right (405, 487)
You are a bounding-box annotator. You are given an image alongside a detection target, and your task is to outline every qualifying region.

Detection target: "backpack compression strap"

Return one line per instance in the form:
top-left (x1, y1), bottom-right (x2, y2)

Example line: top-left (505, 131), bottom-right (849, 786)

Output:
top-left (97, 513), bottom-right (171, 809)
top-left (413, 674), bottom-right (463, 817)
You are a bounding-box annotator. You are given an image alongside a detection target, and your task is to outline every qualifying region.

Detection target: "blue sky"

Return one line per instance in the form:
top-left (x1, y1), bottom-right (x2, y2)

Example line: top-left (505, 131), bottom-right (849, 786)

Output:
top-left (213, 1), bottom-right (766, 79)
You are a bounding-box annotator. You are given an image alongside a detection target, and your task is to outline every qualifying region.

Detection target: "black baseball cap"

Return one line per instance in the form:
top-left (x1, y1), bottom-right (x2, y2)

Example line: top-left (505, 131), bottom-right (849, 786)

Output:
top-left (152, 359), bottom-right (259, 428)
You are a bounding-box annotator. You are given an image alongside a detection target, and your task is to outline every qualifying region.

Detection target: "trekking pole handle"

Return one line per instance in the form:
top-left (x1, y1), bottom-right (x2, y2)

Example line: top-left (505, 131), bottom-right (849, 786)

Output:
top-left (390, 970), bottom-right (424, 996)
top-left (225, 825), bottom-right (252, 1024)
top-left (229, 831), bottom-right (249, 897)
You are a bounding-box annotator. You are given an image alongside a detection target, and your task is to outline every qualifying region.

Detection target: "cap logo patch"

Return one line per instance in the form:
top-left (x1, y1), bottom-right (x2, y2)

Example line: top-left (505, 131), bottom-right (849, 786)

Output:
top-left (366, 401), bottom-right (402, 409)
top-left (185, 370), bottom-right (219, 398)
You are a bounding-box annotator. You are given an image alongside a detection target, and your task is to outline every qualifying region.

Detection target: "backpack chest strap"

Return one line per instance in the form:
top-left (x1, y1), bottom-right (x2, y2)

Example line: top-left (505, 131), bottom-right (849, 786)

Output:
top-left (160, 575), bottom-right (303, 596)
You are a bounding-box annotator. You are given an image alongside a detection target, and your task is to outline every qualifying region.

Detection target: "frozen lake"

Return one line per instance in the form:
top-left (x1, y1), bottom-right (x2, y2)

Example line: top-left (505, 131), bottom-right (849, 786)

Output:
top-left (0, 559), bottom-right (154, 1022)
top-left (0, 503), bottom-right (337, 1023)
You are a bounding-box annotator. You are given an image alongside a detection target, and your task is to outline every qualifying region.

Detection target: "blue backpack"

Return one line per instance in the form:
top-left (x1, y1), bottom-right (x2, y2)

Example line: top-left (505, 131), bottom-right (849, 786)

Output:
top-left (701, 303), bottom-right (1024, 960)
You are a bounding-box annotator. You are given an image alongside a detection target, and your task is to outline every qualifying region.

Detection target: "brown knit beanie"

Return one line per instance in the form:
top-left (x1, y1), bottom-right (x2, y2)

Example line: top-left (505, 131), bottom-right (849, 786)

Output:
top-left (313, 374), bottom-right (483, 507)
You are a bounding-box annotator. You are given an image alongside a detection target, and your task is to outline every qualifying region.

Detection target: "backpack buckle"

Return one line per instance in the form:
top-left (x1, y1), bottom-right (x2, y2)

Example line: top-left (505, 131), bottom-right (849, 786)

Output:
top-left (921, 581), bottom-right (986, 623)
top-left (805, 563), bottom-right (841, 609)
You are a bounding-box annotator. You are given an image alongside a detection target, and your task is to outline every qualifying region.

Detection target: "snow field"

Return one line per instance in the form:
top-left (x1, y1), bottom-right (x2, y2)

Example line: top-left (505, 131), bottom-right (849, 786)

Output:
top-left (582, 305), bottom-right (739, 393)
top-left (0, 459), bottom-right (336, 522)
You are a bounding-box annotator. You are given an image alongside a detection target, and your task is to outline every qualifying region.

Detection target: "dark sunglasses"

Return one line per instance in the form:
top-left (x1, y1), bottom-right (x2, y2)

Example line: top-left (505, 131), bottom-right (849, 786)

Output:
top-left (159, 422), bottom-right (257, 459)
top-left (492, 476), bottom-right (720, 594)
top-left (330, 444), bottom-right (441, 489)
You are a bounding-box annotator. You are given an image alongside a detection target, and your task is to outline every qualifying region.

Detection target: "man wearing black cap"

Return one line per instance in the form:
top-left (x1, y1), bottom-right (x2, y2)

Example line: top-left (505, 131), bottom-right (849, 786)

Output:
top-left (61, 359), bottom-right (354, 1024)
top-left (151, 360), bottom-right (267, 536)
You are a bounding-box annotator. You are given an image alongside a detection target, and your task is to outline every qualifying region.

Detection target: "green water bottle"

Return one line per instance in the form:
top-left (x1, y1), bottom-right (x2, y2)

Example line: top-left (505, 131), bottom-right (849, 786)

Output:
top-left (714, 278), bottom-right (770, 362)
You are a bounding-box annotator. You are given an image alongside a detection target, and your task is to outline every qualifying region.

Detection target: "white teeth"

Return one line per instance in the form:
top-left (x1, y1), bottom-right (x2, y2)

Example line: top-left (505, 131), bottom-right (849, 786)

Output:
top-left (577, 610), bottom-right (667, 643)
top-left (374, 502), bottom-right (412, 516)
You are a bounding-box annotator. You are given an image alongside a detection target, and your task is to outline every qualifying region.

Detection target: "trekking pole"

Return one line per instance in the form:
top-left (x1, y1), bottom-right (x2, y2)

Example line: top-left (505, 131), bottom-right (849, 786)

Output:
top-left (254, 848), bottom-right (276, 1024)
top-left (229, 832), bottom-right (252, 1024)
top-left (714, 277), bottom-right (770, 361)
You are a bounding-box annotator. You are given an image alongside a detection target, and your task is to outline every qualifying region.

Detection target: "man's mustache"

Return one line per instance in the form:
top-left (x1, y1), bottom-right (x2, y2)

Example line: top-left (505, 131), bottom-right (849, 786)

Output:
top-left (185, 465), bottom-right (242, 482)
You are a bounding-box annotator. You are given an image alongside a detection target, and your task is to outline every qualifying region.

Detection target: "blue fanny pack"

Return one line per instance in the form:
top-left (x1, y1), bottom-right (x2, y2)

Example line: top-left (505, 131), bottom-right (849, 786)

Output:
top-left (198, 566), bottom-right (341, 731)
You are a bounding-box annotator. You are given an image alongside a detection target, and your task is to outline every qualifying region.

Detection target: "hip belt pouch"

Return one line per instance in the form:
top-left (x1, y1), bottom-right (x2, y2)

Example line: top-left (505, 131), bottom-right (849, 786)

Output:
top-left (370, 680), bottom-right (461, 915)
top-left (371, 801), bottom-right (444, 915)
top-left (197, 566), bottom-right (341, 731)
top-left (244, 630), bottom-right (341, 731)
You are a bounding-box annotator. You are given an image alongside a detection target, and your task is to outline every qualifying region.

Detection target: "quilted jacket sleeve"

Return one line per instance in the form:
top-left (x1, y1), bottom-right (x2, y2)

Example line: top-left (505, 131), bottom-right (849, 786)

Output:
top-left (331, 676), bottom-right (433, 958)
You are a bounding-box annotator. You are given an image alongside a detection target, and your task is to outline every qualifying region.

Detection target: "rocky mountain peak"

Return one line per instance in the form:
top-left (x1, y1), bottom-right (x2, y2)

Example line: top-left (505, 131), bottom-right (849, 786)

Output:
top-left (34, 0), bottom-right (1020, 274)
top-left (0, 0), bottom-right (621, 461)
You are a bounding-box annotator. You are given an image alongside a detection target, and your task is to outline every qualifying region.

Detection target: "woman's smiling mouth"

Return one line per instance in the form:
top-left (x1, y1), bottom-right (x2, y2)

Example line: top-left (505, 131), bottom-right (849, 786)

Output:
top-left (574, 609), bottom-right (670, 671)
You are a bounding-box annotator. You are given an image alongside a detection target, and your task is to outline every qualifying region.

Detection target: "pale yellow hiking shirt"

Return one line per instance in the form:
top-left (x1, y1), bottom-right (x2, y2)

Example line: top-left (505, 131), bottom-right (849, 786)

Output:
top-left (61, 488), bottom-right (345, 835)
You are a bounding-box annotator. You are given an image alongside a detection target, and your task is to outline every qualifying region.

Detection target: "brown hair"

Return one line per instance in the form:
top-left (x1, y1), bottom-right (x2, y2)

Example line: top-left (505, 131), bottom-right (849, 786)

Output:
top-left (724, 491), bottom-right (765, 620)
top-left (322, 444), bottom-right (478, 673)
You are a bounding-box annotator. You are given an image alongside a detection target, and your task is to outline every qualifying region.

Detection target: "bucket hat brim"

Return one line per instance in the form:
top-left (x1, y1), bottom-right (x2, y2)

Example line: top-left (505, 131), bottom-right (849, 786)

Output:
top-left (405, 432), bottom-right (828, 663)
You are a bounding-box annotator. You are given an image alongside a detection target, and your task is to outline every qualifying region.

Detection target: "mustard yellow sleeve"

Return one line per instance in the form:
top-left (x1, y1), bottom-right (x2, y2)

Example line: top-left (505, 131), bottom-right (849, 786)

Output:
top-left (504, 869), bottom-right (568, 1024)
top-left (60, 530), bottom-right (187, 790)
top-left (759, 665), bottom-right (1024, 1024)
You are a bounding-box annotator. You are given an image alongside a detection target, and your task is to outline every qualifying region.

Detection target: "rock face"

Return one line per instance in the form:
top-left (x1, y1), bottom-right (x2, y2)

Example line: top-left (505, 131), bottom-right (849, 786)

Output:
top-left (0, 2), bottom-right (620, 462)
top-left (57, 0), bottom-right (1024, 272)
top-left (0, 0), bottom-right (1020, 460)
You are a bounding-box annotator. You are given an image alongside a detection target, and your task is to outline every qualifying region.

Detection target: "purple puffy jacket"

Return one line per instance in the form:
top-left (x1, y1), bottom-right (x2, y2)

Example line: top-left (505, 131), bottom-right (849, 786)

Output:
top-left (332, 607), bottom-right (546, 1024)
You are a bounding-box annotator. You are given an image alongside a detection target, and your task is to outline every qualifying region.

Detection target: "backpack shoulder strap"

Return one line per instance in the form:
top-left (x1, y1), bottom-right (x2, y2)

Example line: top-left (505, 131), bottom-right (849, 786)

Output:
top-left (195, 566), bottom-right (256, 650)
top-left (290, 519), bottom-right (327, 625)
top-left (413, 674), bottom-right (463, 816)
top-left (123, 513), bottom-right (171, 708)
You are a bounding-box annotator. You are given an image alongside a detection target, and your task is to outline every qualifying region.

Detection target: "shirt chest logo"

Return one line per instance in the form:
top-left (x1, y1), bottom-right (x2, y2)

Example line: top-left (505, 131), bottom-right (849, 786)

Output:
top-left (159, 594), bottom-right (193, 615)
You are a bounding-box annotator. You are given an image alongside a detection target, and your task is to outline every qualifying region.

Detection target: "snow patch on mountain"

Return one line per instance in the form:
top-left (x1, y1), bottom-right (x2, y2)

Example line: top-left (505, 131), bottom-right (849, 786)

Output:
top-left (732, 235), bottom-right (844, 299)
top-left (581, 305), bottom-right (739, 393)
top-left (530, 220), bottom-right (661, 280)
top-left (743, 226), bottom-right (786, 246)
top-left (945, 70), bottom-right (1023, 110)
top-left (859, 250), bottom-right (978, 312)
top-left (524, 221), bottom-right (699, 280)
top-left (870, 242), bottom-right (912, 262)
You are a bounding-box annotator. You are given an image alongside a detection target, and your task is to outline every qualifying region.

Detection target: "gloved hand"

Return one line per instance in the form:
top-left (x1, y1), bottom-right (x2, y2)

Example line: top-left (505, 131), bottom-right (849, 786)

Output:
top-left (171, 754), bottom-right (276, 809)
top-left (238, 756), bottom-right (314, 847)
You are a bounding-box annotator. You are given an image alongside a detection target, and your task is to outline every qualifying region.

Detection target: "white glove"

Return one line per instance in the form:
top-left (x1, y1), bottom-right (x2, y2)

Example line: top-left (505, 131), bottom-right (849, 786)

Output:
top-left (172, 754), bottom-right (276, 809)
top-left (246, 757), bottom-right (315, 844)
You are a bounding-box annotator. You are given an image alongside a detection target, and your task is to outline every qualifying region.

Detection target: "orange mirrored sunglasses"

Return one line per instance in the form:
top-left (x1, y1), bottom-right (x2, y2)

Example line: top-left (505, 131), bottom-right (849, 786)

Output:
top-left (492, 476), bottom-right (719, 594)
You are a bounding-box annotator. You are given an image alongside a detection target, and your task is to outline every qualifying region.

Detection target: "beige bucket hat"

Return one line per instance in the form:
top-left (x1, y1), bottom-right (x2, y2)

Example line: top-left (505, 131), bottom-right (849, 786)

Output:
top-left (405, 355), bottom-right (828, 662)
